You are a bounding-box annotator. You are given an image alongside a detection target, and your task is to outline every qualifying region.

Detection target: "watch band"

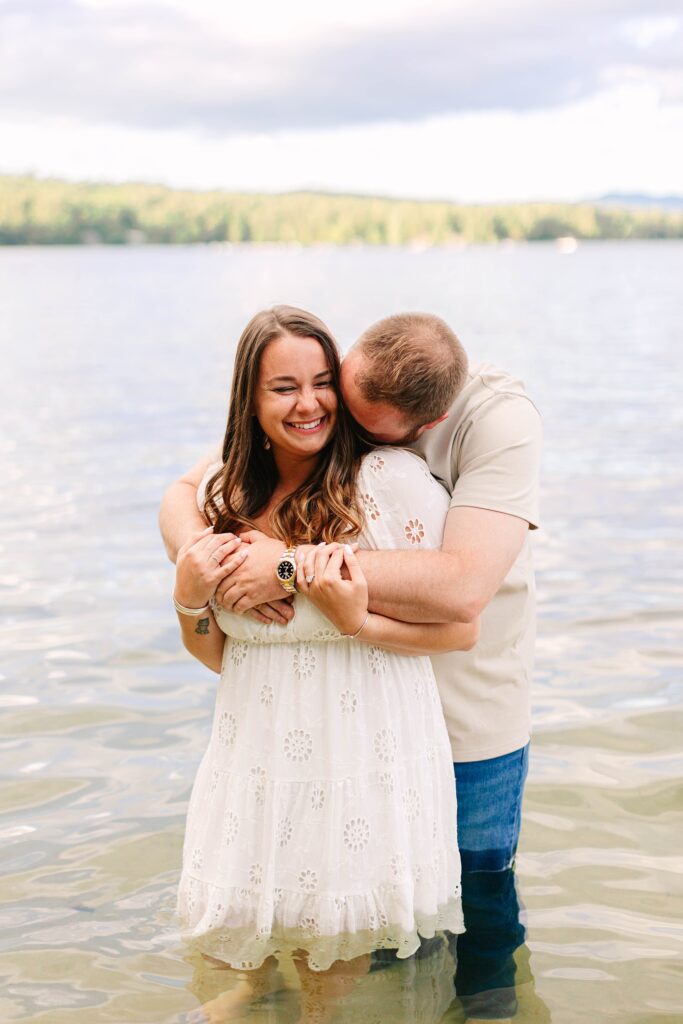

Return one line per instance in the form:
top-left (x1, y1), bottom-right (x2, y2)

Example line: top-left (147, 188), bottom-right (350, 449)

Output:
top-left (277, 547), bottom-right (298, 594)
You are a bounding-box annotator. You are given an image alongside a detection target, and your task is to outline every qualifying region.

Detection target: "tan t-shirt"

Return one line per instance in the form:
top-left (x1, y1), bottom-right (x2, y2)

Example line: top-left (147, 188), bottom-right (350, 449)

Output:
top-left (411, 362), bottom-right (542, 762)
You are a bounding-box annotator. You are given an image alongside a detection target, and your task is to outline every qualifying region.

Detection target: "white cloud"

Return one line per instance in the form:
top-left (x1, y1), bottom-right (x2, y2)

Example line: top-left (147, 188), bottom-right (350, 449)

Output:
top-left (0, 0), bottom-right (681, 199)
top-left (1, 0), bottom-right (682, 133)
top-left (3, 83), bottom-right (681, 202)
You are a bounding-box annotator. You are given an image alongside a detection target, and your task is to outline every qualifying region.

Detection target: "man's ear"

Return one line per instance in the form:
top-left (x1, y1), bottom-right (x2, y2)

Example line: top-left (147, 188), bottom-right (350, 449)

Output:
top-left (422, 412), bottom-right (449, 431)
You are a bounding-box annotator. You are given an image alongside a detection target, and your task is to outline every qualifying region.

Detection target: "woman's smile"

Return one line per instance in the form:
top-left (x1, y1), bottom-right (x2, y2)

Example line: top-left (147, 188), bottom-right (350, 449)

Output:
top-left (285, 415), bottom-right (329, 433)
top-left (254, 333), bottom-right (338, 462)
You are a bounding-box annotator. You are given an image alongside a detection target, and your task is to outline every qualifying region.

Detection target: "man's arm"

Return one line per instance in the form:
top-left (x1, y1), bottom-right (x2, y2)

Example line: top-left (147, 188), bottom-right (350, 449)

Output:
top-left (206, 388), bottom-right (539, 626)
top-left (217, 508), bottom-right (527, 625)
top-left (159, 454), bottom-right (215, 563)
top-left (159, 462), bottom-right (296, 625)
top-left (360, 389), bottom-right (542, 624)
top-left (357, 506), bottom-right (530, 624)
top-left (296, 544), bottom-right (480, 654)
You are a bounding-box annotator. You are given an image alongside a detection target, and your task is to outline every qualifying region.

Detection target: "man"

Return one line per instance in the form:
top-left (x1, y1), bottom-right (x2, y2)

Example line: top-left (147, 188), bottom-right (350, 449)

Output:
top-left (160, 311), bottom-right (542, 1017)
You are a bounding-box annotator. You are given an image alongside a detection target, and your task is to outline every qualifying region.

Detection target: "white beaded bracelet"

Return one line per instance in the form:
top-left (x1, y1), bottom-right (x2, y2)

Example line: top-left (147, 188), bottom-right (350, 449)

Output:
top-left (173, 593), bottom-right (211, 617)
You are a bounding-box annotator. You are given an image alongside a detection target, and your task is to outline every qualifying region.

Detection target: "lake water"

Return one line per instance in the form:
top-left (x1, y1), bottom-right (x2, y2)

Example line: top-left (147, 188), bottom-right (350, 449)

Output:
top-left (1, 242), bottom-right (682, 1023)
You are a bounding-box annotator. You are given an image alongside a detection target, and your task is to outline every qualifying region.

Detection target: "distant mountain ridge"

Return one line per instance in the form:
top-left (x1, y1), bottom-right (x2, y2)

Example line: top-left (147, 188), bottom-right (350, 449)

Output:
top-left (596, 193), bottom-right (683, 210)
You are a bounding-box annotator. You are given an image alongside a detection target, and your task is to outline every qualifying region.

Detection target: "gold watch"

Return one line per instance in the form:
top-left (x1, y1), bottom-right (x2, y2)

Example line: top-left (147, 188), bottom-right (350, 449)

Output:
top-left (276, 547), bottom-right (298, 594)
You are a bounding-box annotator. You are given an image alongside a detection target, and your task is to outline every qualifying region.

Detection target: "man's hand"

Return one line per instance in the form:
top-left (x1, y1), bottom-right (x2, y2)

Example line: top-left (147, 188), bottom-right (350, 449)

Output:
top-left (243, 597), bottom-right (296, 626)
top-left (215, 530), bottom-right (295, 623)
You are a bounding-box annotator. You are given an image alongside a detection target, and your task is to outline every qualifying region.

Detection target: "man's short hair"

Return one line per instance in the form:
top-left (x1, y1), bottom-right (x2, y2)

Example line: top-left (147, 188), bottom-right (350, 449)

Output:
top-left (355, 313), bottom-right (468, 424)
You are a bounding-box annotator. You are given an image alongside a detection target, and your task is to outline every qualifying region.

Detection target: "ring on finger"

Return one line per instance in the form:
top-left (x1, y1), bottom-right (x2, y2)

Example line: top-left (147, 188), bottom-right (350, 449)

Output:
top-left (305, 573), bottom-right (315, 584)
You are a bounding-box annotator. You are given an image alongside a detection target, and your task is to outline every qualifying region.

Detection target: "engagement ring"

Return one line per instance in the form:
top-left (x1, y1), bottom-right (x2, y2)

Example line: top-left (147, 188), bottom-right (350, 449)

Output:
top-left (305, 574), bottom-right (315, 583)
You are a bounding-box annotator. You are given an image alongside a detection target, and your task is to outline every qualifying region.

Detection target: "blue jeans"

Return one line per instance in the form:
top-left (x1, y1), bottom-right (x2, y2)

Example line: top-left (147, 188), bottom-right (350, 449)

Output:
top-left (372, 744), bottom-right (531, 1017)
top-left (453, 744), bottom-right (530, 1019)
top-left (454, 743), bottom-right (529, 873)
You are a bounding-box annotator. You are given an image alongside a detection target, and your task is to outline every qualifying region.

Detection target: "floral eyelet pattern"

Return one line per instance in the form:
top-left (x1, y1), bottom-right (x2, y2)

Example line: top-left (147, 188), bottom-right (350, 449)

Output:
top-left (403, 787), bottom-right (421, 822)
top-left (374, 728), bottom-right (397, 763)
top-left (310, 784), bottom-right (326, 810)
top-left (404, 518), bottom-right (425, 544)
top-left (276, 817), bottom-right (293, 847)
top-left (301, 915), bottom-right (321, 937)
top-left (210, 902), bottom-right (225, 926)
top-left (293, 644), bottom-right (316, 680)
top-left (362, 492), bottom-right (380, 520)
top-left (284, 729), bottom-right (313, 762)
top-left (218, 711), bottom-right (236, 746)
top-left (379, 771), bottom-right (395, 794)
top-left (298, 869), bottom-right (318, 892)
top-left (339, 689), bottom-right (357, 713)
top-left (230, 640), bottom-right (248, 666)
top-left (311, 627), bottom-right (339, 640)
top-left (343, 816), bottom-right (370, 851)
top-left (223, 811), bottom-right (239, 845)
top-left (368, 646), bottom-right (388, 676)
top-left (249, 863), bottom-right (262, 886)
top-left (259, 683), bottom-right (274, 707)
top-left (179, 446), bottom-right (465, 961)
top-left (390, 853), bottom-right (407, 878)
top-left (186, 880), bottom-right (200, 911)
top-left (249, 765), bottom-right (266, 805)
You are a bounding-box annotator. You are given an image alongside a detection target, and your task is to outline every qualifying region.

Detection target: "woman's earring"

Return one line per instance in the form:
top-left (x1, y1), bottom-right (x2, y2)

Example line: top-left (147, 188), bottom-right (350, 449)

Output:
top-left (263, 435), bottom-right (271, 451)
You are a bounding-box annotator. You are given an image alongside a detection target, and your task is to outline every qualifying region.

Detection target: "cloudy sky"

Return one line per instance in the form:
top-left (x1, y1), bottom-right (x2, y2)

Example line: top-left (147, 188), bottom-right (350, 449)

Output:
top-left (1, 0), bottom-right (682, 201)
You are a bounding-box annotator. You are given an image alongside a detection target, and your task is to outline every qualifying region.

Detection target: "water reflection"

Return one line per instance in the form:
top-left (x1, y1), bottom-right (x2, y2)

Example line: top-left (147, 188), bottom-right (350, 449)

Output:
top-left (2, 243), bottom-right (683, 1021)
top-left (183, 900), bottom-right (552, 1024)
top-left (186, 933), bottom-right (457, 1023)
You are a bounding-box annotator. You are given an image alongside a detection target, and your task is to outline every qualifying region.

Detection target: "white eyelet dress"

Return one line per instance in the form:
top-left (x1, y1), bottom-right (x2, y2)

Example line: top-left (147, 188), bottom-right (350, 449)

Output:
top-left (177, 448), bottom-right (464, 971)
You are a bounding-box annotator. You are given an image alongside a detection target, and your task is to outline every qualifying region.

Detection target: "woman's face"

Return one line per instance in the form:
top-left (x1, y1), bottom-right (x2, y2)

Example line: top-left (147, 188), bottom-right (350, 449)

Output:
top-left (253, 333), bottom-right (338, 462)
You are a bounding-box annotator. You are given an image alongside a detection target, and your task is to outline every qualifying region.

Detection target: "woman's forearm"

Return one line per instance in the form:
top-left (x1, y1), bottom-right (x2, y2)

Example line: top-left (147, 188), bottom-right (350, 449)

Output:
top-left (358, 612), bottom-right (479, 655)
top-left (177, 608), bottom-right (225, 673)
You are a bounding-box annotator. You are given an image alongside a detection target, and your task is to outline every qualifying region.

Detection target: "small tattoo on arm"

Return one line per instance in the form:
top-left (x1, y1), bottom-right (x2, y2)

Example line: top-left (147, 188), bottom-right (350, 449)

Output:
top-left (195, 617), bottom-right (210, 635)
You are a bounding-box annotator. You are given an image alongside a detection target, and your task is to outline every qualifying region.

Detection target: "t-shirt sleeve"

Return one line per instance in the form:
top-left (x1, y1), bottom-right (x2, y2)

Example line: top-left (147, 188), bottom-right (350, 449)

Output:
top-left (357, 448), bottom-right (450, 551)
top-left (450, 394), bottom-right (542, 529)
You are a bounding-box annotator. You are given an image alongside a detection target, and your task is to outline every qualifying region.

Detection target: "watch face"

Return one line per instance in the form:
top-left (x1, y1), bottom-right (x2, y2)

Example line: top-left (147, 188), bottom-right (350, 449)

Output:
top-left (277, 559), bottom-right (296, 582)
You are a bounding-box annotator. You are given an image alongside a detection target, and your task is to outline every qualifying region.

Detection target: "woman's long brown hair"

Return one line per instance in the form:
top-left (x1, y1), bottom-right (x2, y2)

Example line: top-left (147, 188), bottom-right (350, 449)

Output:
top-left (203, 306), bottom-right (368, 544)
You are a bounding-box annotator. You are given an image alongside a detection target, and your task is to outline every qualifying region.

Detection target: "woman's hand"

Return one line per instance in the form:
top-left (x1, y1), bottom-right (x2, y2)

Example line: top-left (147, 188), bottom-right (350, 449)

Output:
top-left (296, 543), bottom-right (368, 636)
top-left (174, 526), bottom-right (249, 609)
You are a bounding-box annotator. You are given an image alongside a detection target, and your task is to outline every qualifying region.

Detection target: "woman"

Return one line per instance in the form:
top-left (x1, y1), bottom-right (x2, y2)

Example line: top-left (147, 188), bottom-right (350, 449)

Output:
top-left (173, 305), bottom-right (477, 979)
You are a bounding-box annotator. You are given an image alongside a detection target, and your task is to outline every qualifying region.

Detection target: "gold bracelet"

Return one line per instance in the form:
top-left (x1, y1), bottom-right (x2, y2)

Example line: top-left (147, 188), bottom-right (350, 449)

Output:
top-left (173, 593), bottom-right (211, 617)
top-left (345, 613), bottom-right (369, 639)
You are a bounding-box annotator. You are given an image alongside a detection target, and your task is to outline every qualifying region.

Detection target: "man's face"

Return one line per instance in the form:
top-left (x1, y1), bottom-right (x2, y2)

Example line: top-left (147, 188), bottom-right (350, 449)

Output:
top-left (340, 349), bottom-right (424, 444)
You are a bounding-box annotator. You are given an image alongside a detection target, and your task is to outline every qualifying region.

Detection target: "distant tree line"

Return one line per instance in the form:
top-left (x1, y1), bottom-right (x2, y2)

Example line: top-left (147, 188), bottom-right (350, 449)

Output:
top-left (1, 176), bottom-right (682, 246)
